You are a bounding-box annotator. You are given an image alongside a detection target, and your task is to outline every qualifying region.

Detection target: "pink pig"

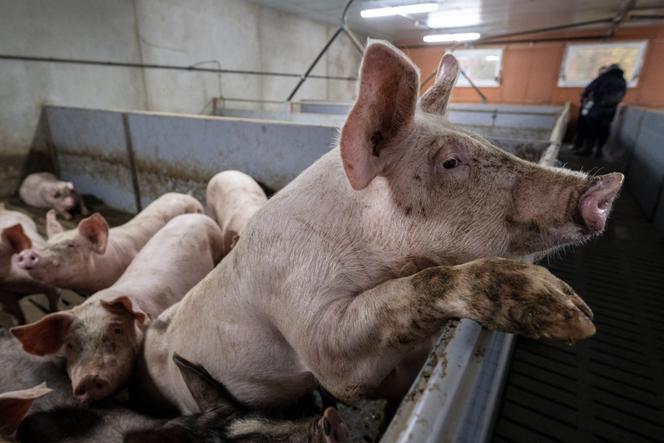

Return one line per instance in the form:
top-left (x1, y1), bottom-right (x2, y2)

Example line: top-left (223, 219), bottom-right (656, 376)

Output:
top-left (11, 213), bottom-right (225, 404)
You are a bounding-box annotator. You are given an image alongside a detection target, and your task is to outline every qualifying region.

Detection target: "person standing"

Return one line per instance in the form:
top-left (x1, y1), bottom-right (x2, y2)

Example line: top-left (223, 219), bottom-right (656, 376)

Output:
top-left (575, 64), bottom-right (627, 157)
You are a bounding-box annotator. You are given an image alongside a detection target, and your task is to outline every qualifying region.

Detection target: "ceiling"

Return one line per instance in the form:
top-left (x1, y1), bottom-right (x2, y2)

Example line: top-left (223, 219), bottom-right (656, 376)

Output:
top-left (251, 0), bottom-right (664, 43)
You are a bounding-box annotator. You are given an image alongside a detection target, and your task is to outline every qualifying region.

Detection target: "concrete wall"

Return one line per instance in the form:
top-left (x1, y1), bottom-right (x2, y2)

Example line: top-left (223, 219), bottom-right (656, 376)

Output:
top-left (0, 0), bottom-right (362, 196)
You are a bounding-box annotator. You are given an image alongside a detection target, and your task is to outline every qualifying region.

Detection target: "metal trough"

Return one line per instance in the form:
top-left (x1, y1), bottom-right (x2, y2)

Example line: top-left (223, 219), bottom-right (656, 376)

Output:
top-left (42, 101), bottom-right (570, 441)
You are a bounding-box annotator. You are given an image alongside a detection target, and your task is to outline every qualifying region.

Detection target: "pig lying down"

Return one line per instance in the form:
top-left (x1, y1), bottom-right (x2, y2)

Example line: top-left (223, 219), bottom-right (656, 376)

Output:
top-left (0, 204), bottom-right (59, 324)
top-left (125, 354), bottom-right (348, 443)
top-left (0, 330), bottom-right (349, 443)
top-left (15, 192), bottom-right (203, 295)
top-left (19, 173), bottom-right (88, 220)
top-left (137, 42), bottom-right (623, 413)
top-left (11, 213), bottom-right (225, 404)
top-left (206, 170), bottom-right (268, 250)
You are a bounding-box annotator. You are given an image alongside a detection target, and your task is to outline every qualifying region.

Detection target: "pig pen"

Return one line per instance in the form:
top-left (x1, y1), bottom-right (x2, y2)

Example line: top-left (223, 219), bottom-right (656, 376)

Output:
top-left (10, 101), bottom-right (569, 442)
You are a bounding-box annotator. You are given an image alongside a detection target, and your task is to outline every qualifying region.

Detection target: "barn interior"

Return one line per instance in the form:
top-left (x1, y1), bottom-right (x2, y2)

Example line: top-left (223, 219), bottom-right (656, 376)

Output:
top-left (1, 1), bottom-right (664, 442)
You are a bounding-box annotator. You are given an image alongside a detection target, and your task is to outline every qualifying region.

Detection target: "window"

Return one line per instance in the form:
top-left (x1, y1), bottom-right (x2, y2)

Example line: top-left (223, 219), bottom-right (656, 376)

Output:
top-left (558, 41), bottom-right (648, 88)
top-left (453, 48), bottom-right (503, 87)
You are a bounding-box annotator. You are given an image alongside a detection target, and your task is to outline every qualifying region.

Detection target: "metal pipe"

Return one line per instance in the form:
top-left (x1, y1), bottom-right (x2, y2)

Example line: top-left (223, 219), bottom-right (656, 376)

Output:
top-left (0, 54), bottom-right (357, 81)
top-left (480, 16), bottom-right (615, 42)
top-left (286, 27), bottom-right (345, 101)
top-left (122, 114), bottom-right (143, 212)
top-left (287, 0), bottom-right (362, 101)
top-left (459, 68), bottom-right (488, 103)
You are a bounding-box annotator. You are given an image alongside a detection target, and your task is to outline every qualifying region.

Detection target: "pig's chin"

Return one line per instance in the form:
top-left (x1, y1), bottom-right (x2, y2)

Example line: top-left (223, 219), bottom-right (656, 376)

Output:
top-left (531, 223), bottom-right (600, 259)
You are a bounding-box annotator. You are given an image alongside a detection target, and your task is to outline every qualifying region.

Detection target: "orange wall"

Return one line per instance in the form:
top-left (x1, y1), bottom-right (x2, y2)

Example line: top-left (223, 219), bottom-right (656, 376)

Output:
top-left (401, 25), bottom-right (664, 111)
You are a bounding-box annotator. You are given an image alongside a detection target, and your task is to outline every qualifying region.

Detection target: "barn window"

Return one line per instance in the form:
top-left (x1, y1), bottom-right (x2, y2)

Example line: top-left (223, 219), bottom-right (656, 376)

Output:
top-left (558, 41), bottom-right (648, 88)
top-left (453, 48), bottom-right (503, 87)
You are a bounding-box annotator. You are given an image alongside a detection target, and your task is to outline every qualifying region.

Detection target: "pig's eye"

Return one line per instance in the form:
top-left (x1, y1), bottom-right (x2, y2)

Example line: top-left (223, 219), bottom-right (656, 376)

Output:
top-left (442, 158), bottom-right (458, 169)
top-left (66, 343), bottom-right (73, 350)
top-left (67, 243), bottom-right (75, 248)
top-left (53, 191), bottom-right (61, 198)
top-left (114, 327), bottom-right (122, 335)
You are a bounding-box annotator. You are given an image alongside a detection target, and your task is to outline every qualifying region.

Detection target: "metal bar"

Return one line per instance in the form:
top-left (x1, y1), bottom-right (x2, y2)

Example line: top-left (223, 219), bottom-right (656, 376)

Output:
top-left (480, 16), bottom-right (615, 42)
top-left (343, 26), bottom-right (365, 54)
top-left (607, 0), bottom-right (637, 37)
top-left (0, 54), bottom-right (357, 81)
top-left (629, 13), bottom-right (664, 20)
top-left (459, 68), bottom-right (488, 103)
top-left (286, 27), bottom-right (344, 101)
top-left (122, 113), bottom-right (143, 212)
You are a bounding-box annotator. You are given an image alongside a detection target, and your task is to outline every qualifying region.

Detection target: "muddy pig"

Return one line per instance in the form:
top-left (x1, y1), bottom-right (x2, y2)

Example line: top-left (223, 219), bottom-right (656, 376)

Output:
top-left (136, 42), bottom-right (622, 413)
top-left (125, 354), bottom-right (348, 443)
top-left (0, 204), bottom-right (59, 324)
top-left (0, 329), bottom-right (162, 443)
top-left (15, 193), bottom-right (203, 295)
top-left (206, 170), bottom-right (268, 250)
top-left (19, 173), bottom-right (88, 220)
top-left (11, 213), bottom-right (224, 404)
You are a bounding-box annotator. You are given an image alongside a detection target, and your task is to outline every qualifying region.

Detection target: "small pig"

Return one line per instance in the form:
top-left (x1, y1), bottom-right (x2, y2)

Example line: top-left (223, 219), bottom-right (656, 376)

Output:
top-left (125, 354), bottom-right (348, 443)
top-left (19, 173), bottom-right (88, 220)
top-left (11, 213), bottom-right (225, 404)
top-left (0, 204), bottom-right (59, 324)
top-left (136, 43), bottom-right (622, 413)
top-left (206, 170), bottom-right (268, 250)
top-left (15, 193), bottom-right (203, 295)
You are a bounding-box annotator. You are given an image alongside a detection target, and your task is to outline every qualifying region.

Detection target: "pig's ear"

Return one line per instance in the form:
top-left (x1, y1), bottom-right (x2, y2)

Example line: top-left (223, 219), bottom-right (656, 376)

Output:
top-left (46, 210), bottom-right (64, 238)
top-left (173, 353), bottom-right (238, 415)
top-left (419, 53), bottom-right (459, 115)
top-left (340, 41), bottom-right (419, 190)
top-left (77, 213), bottom-right (109, 254)
top-left (100, 296), bottom-right (150, 328)
top-left (1, 224), bottom-right (32, 253)
top-left (11, 312), bottom-right (74, 356)
top-left (0, 383), bottom-right (52, 435)
top-left (66, 182), bottom-right (75, 191)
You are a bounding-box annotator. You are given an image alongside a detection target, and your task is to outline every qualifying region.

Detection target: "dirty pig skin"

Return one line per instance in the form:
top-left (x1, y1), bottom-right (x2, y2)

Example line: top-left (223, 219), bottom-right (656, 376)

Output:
top-left (137, 42), bottom-right (623, 413)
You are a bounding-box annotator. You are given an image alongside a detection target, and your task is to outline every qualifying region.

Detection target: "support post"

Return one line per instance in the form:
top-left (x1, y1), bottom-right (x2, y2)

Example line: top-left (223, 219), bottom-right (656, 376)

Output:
top-left (122, 114), bottom-right (142, 213)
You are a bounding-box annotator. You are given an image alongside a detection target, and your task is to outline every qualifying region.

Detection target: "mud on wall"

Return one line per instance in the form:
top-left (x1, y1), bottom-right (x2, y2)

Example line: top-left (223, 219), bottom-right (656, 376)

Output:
top-left (0, 0), bottom-right (363, 197)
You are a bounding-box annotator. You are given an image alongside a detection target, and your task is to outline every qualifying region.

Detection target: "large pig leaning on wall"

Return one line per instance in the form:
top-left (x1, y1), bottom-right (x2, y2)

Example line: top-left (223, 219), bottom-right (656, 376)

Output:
top-left (136, 42), bottom-right (624, 413)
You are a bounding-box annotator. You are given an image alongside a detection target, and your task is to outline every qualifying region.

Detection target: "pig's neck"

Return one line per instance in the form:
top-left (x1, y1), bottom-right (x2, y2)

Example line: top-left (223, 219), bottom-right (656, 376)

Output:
top-left (275, 149), bottom-right (453, 288)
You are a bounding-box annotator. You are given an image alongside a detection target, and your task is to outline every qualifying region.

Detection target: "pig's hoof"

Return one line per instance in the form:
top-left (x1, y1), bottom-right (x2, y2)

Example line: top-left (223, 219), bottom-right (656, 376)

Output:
top-left (506, 266), bottom-right (595, 342)
top-left (321, 407), bottom-right (350, 443)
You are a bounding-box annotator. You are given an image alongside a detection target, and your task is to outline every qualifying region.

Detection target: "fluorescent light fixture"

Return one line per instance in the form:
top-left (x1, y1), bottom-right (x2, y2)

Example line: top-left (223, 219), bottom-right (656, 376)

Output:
top-left (423, 32), bottom-right (481, 43)
top-left (427, 8), bottom-right (480, 28)
top-left (360, 2), bottom-right (439, 18)
top-left (485, 55), bottom-right (499, 61)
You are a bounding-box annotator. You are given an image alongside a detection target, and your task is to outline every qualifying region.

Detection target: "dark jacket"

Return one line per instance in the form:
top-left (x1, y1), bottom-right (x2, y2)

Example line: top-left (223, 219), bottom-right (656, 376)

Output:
top-left (582, 66), bottom-right (627, 111)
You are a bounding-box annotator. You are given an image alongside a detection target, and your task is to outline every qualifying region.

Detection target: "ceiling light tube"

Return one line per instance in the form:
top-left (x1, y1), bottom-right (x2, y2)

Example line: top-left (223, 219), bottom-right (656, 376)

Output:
top-left (423, 32), bottom-right (481, 43)
top-left (360, 3), bottom-right (439, 18)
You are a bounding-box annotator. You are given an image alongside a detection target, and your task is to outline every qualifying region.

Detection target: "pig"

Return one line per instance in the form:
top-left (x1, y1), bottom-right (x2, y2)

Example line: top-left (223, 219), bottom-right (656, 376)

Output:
top-left (11, 213), bottom-right (225, 404)
top-left (15, 193), bottom-right (204, 295)
top-left (0, 204), bottom-right (60, 324)
top-left (135, 43), bottom-right (623, 414)
top-left (0, 330), bottom-right (162, 443)
top-left (125, 354), bottom-right (349, 443)
top-left (19, 173), bottom-right (88, 220)
top-left (206, 171), bottom-right (268, 250)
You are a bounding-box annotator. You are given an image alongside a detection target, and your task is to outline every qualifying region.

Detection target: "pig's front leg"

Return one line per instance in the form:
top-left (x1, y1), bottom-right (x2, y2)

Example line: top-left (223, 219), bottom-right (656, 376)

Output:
top-left (313, 257), bottom-right (595, 403)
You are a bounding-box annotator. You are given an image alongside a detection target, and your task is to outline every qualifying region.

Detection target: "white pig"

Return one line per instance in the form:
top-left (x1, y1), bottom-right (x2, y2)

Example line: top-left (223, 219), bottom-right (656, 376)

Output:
top-left (136, 43), bottom-right (622, 414)
top-left (0, 204), bottom-right (59, 324)
top-left (15, 193), bottom-right (203, 295)
top-left (11, 213), bottom-right (225, 404)
top-left (206, 171), bottom-right (268, 250)
top-left (19, 173), bottom-right (88, 220)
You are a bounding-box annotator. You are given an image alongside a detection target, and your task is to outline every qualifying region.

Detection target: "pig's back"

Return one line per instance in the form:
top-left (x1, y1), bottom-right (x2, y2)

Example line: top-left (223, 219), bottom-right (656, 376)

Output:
top-left (112, 193), bottom-right (204, 252)
top-left (111, 213), bottom-right (224, 319)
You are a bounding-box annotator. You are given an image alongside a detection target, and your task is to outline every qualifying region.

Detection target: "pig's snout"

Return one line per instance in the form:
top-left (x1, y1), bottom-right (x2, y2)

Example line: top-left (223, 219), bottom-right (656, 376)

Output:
top-left (17, 249), bottom-right (40, 270)
top-left (73, 374), bottom-right (112, 404)
top-left (579, 172), bottom-right (624, 234)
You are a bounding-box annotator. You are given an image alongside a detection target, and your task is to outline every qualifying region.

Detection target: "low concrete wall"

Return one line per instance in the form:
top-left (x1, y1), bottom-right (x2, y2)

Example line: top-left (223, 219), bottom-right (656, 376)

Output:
top-left (46, 106), bottom-right (339, 212)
